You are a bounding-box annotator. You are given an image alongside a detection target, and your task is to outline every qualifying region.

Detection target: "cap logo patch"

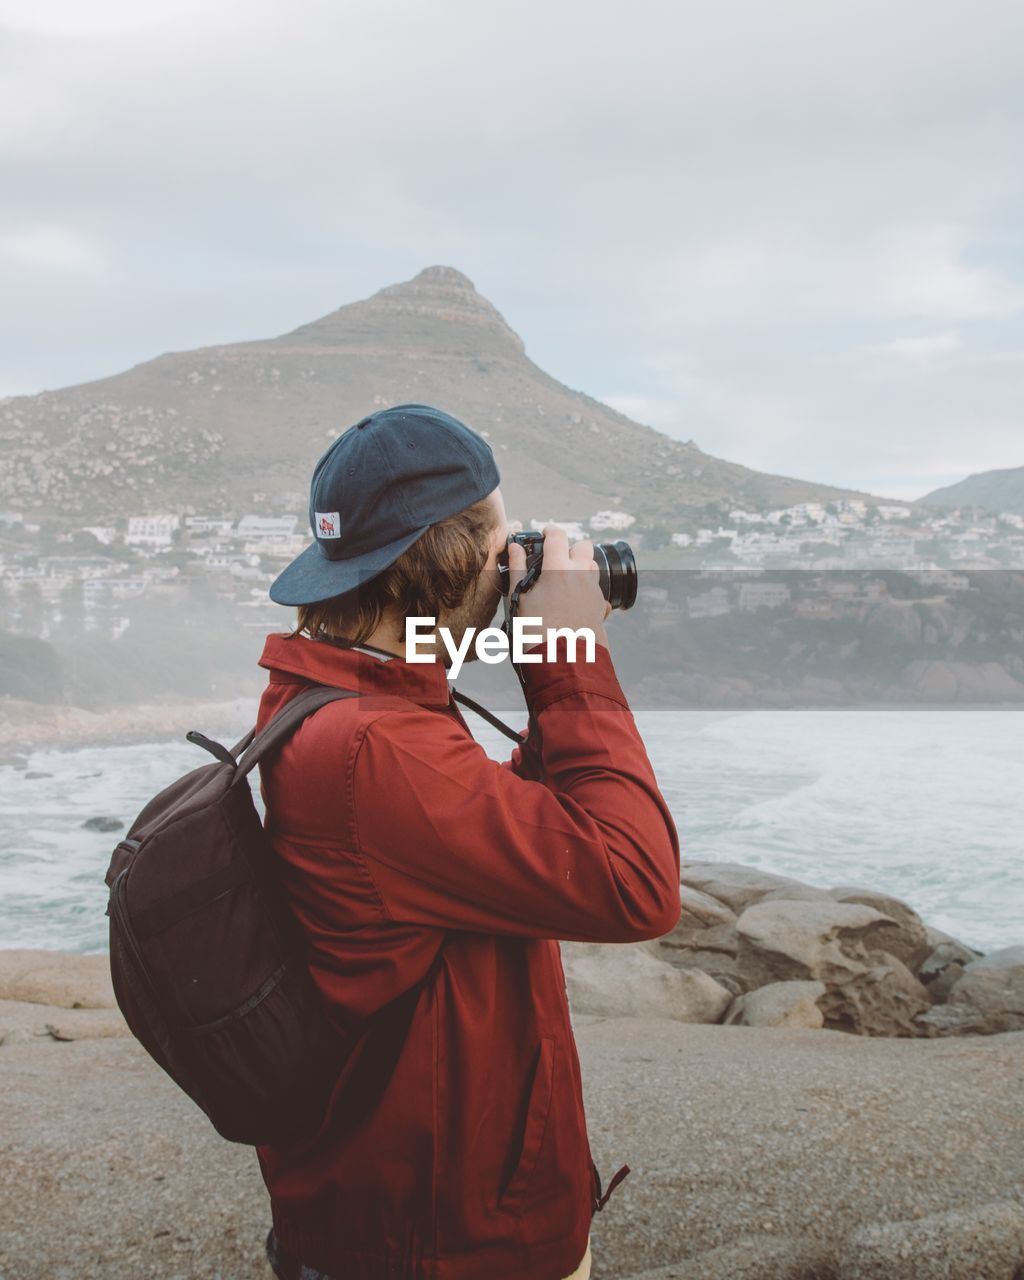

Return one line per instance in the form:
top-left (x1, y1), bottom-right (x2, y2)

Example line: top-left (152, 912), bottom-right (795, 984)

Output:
top-left (316, 511), bottom-right (341, 538)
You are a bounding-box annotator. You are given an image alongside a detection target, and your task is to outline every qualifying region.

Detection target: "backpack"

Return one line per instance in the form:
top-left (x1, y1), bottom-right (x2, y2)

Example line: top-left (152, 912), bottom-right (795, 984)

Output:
top-left (104, 683), bottom-right (396, 1146)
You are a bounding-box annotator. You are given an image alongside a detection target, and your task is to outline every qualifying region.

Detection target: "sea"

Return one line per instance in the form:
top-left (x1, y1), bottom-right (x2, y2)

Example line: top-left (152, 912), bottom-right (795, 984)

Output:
top-left (1, 708), bottom-right (1021, 956)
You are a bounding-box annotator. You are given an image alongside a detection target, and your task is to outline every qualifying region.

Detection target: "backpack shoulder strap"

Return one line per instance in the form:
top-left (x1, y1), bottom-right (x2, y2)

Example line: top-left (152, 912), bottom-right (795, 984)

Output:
top-left (234, 685), bottom-right (362, 781)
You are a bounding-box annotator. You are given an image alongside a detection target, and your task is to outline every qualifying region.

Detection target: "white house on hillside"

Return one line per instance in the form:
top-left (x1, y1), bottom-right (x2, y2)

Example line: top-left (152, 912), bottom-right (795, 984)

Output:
top-left (126, 515), bottom-right (179, 548)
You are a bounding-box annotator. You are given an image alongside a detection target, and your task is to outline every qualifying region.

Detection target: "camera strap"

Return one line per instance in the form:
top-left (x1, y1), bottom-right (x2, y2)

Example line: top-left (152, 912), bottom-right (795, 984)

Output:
top-left (502, 560), bottom-right (542, 643)
top-left (449, 690), bottom-right (525, 745)
top-left (498, 558), bottom-right (545, 749)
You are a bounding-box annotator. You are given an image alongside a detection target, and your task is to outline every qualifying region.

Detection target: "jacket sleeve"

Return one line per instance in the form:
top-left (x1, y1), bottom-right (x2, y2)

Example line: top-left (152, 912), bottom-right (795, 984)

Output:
top-left (351, 641), bottom-right (681, 943)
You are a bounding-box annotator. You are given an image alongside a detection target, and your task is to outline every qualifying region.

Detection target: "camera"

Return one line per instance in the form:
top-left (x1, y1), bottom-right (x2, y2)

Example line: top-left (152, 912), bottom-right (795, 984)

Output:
top-left (496, 531), bottom-right (638, 611)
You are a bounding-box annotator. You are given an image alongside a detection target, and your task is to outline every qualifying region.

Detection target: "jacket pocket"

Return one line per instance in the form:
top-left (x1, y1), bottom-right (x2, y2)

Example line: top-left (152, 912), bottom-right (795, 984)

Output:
top-left (497, 1036), bottom-right (556, 1215)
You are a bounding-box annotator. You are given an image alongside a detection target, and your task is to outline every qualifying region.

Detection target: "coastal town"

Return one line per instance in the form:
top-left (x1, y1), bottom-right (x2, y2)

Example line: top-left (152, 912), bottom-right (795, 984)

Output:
top-left (2, 497), bottom-right (1023, 642)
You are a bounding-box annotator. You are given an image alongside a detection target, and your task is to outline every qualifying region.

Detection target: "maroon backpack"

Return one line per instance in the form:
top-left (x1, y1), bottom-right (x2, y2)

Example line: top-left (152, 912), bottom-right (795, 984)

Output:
top-left (104, 684), bottom-right (440, 1146)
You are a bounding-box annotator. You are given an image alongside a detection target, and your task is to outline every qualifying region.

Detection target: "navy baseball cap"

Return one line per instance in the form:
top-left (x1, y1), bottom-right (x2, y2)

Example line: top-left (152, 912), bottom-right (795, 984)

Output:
top-left (268, 403), bottom-right (501, 607)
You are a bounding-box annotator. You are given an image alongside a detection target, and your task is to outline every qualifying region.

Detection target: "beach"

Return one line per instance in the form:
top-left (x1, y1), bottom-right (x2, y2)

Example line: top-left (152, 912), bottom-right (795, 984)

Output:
top-left (0, 955), bottom-right (1022, 1280)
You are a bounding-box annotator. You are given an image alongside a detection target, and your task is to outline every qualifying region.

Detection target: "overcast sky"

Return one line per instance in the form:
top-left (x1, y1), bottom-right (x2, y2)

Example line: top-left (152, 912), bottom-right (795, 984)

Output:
top-left (1, 0), bottom-right (1022, 499)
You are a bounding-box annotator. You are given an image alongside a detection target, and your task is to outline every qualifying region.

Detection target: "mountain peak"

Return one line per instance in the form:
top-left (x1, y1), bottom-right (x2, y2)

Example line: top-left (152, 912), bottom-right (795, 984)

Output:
top-left (405, 265), bottom-right (477, 289)
top-left (285, 265), bottom-right (525, 353)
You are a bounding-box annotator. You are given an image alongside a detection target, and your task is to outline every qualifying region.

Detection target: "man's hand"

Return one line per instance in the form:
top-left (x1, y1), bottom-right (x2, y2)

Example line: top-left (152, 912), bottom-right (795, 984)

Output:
top-left (506, 525), bottom-right (612, 650)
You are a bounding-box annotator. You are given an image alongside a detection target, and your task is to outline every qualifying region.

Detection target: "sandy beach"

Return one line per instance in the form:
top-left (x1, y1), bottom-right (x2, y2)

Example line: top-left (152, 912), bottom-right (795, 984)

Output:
top-left (1, 951), bottom-right (1022, 1279)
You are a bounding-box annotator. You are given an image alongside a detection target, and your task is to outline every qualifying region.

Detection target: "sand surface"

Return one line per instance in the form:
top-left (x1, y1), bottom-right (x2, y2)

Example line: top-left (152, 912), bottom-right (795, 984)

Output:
top-left (1, 1011), bottom-right (1022, 1279)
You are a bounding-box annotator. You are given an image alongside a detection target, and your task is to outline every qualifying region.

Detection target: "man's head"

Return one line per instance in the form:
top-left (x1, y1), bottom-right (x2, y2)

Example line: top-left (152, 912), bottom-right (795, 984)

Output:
top-left (270, 404), bottom-right (508, 659)
top-left (288, 486), bottom-right (510, 656)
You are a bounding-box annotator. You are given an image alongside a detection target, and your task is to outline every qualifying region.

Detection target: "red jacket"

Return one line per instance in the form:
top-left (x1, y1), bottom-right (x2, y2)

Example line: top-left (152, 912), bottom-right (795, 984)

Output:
top-left (253, 630), bottom-right (681, 1280)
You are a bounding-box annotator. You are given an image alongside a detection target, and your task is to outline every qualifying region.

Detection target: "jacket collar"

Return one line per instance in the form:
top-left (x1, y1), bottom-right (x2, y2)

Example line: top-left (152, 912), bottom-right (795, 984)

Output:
top-left (258, 631), bottom-right (452, 708)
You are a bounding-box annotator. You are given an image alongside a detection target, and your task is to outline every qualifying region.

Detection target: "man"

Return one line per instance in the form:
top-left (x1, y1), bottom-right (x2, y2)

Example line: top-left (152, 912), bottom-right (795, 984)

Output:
top-left (255, 403), bottom-right (680, 1280)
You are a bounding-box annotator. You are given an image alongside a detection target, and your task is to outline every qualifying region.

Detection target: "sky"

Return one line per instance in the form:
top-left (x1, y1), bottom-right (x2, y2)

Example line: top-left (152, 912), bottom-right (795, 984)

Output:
top-left (1, 0), bottom-right (1022, 500)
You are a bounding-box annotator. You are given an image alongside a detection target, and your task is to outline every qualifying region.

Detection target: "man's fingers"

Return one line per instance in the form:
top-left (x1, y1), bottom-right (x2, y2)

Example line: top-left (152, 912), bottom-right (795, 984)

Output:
top-left (540, 524), bottom-right (570, 567)
top-left (506, 540), bottom-right (527, 593)
top-left (569, 538), bottom-right (595, 565)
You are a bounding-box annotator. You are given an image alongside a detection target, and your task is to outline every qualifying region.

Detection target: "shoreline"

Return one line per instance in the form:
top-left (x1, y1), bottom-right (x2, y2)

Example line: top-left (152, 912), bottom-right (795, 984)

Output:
top-left (3, 693), bottom-right (1022, 757)
top-left (0, 695), bottom-right (259, 757)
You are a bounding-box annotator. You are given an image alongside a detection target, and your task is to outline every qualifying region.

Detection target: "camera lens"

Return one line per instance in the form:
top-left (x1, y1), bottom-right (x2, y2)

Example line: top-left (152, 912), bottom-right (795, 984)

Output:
top-left (594, 540), bottom-right (638, 610)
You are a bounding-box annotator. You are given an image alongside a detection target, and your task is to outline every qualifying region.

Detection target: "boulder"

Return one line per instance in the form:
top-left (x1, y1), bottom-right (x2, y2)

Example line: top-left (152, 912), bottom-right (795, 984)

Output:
top-left (81, 815), bottom-right (124, 833)
top-left (917, 946), bottom-right (1024, 1036)
top-left (734, 900), bottom-right (932, 1035)
top-left (0, 949), bottom-right (116, 1010)
top-left (560, 941), bottom-right (732, 1024)
top-left (917, 925), bottom-right (983, 1002)
top-left (655, 950), bottom-right (748, 997)
top-left (723, 981), bottom-right (826, 1029)
top-left (651, 920), bottom-right (749, 995)
top-left (656, 920), bottom-right (739, 959)
top-left (649, 886), bottom-right (746, 992)
top-left (678, 884), bottom-right (737, 931)
top-left (922, 924), bottom-right (984, 963)
top-left (681, 862), bottom-right (824, 914)
top-left (835, 1200), bottom-right (1024, 1279)
top-left (758, 885), bottom-right (834, 904)
top-left (735, 900), bottom-right (900, 984)
top-left (827, 886), bottom-right (931, 969)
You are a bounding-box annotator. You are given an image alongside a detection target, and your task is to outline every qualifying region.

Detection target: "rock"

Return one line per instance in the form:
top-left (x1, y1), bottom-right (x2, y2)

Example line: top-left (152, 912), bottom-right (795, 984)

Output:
top-left (681, 862), bottom-right (823, 914)
top-left (657, 920), bottom-right (739, 958)
top-left (724, 981), bottom-right (826, 1029)
top-left (919, 925), bottom-right (982, 973)
top-left (920, 962), bottom-right (968, 1005)
top-left (734, 901), bottom-right (932, 1035)
top-left (650, 887), bottom-right (747, 991)
top-left (916, 1004), bottom-right (980, 1036)
top-left (0, 752), bottom-right (29, 769)
top-left (835, 1200), bottom-right (1024, 1279)
top-left (81, 815), bottom-right (124, 833)
top-left (917, 925), bottom-right (983, 1002)
top-left (759, 885), bottom-right (834, 904)
top-left (0, 950), bottom-right (116, 1010)
top-left (918, 946), bottom-right (1024, 1036)
top-left (828, 886), bottom-right (931, 969)
top-left (735, 900), bottom-right (898, 983)
top-left (652, 921), bottom-right (750, 994)
top-left (24, 771), bottom-right (53, 779)
top-left (678, 885), bottom-right (737, 931)
top-left (560, 941), bottom-right (732, 1023)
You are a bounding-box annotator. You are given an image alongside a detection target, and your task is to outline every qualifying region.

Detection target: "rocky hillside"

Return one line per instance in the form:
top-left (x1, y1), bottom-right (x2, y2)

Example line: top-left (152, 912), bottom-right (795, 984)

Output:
top-left (922, 463), bottom-right (1024, 516)
top-left (0, 266), bottom-right (873, 528)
